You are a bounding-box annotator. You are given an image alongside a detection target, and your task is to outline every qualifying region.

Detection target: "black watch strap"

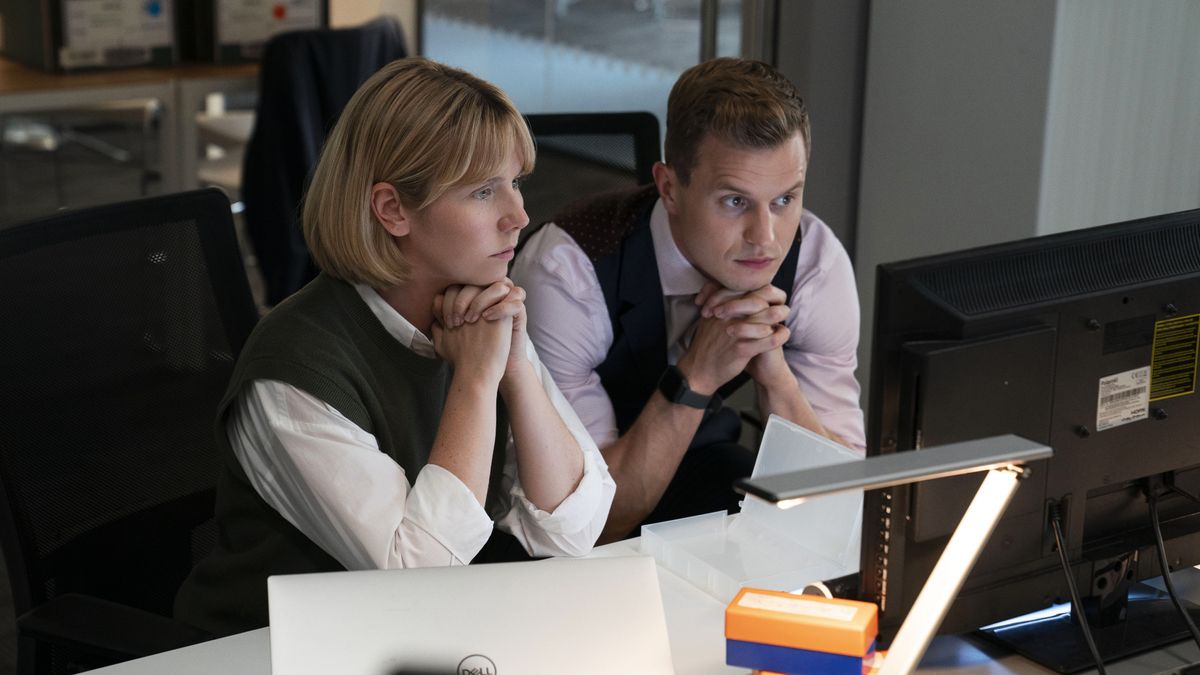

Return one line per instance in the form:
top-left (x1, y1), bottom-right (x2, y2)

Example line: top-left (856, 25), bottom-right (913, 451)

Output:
top-left (657, 365), bottom-right (721, 413)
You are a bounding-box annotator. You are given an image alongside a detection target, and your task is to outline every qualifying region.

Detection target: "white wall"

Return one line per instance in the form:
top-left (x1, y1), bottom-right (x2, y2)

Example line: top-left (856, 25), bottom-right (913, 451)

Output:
top-left (852, 0), bottom-right (1200, 402)
top-left (774, 0), bottom-right (870, 251)
top-left (853, 0), bottom-right (1058, 387)
top-left (1037, 0), bottom-right (1200, 235)
top-left (329, 0), bottom-right (419, 54)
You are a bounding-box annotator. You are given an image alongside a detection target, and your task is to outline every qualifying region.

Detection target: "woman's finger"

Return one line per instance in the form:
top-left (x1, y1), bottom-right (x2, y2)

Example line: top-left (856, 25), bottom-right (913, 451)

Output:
top-left (482, 297), bottom-right (524, 321)
top-left (441, 285), bottom-right (462, 328)
top-left (465, 281), bottom-right (514, 322)
top-left (451, 285), bottom-right (483, 327)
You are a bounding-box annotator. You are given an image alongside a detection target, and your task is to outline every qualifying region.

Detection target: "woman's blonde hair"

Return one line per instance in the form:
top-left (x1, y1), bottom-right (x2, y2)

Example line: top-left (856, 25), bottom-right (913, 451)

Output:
top-left (302, 57), bottom-right (535, 287)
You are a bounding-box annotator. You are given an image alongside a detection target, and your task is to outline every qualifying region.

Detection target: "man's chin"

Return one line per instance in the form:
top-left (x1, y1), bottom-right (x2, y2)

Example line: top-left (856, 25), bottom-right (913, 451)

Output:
top-left (716, 268), bottom-right (779, 293)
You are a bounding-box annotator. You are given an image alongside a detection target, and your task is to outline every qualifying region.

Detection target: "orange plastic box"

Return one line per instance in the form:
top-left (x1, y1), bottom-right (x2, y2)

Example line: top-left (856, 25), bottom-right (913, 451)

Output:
top-left (726, 587), bottom-right (878, 656)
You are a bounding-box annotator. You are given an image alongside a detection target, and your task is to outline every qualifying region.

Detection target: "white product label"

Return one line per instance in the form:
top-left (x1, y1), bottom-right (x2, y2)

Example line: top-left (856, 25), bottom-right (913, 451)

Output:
top-left (218, 0), bottom-right (321, 45)
top-left (62, 0), bottom-right (171, 53)
top-left (737, 592), bottom-right (858, 622)
top-left (1096, 366), bottom-right (1150, 432)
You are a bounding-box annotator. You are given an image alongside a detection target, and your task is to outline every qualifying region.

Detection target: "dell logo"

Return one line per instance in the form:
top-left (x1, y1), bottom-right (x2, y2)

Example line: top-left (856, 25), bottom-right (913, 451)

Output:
top-left (457, 654), bottom-right (497, 675)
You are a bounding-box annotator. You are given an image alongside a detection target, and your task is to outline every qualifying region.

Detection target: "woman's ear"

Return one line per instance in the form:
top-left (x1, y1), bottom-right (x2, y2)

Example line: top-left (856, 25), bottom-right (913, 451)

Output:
top-left (370, 182), bottom-right (412, 238)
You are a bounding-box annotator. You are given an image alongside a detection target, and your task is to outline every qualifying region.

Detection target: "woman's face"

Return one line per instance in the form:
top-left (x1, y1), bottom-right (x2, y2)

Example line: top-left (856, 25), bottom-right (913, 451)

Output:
top-left (398, 149), bottom-right (529, 288)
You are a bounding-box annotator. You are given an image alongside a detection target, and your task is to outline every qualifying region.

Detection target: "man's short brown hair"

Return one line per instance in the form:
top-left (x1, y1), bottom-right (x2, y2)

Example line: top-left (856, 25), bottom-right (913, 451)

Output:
top-left (664, 57), bottom-right (810, 184)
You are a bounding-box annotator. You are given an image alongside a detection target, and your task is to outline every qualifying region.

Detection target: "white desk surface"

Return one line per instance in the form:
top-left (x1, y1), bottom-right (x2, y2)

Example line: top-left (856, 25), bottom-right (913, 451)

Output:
top-left (91, 538), bottom-right (1200, 675)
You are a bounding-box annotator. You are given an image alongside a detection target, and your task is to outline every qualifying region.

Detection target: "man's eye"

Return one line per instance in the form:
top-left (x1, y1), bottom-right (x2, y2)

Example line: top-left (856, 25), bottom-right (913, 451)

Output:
top-left (722, 195), bottom-right (746, 208)
top-left (774, 195), bottom-right (795, 207)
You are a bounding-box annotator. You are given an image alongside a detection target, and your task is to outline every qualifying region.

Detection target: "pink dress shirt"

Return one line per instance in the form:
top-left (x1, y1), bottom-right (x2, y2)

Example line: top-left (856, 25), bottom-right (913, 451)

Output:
top-left (511, 198), bottom-right (866, 453)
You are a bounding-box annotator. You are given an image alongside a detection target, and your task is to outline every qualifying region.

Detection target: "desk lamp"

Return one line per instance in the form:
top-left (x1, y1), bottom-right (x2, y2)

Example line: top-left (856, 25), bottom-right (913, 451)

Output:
top-left (735, 434), bottom-right (1053, 675)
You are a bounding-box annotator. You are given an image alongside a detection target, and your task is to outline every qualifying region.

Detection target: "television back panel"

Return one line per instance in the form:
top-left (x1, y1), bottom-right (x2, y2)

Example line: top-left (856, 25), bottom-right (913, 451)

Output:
top-left (0, 0), bottom-right (175, 71)
top-left (864, 208), bottom-right (1200, 638)
top-left (177, 0), bottom-right (322, 63)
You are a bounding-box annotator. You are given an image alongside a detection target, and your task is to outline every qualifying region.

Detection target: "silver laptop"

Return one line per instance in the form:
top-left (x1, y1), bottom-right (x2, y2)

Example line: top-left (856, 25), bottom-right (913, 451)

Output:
top-left (268, 556), bottom-right (675, 675)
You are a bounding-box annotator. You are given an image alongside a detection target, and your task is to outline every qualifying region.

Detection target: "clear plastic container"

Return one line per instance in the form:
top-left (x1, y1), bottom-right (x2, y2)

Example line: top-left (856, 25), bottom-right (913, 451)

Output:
top-left (639, 415), bottom-right (863, 603)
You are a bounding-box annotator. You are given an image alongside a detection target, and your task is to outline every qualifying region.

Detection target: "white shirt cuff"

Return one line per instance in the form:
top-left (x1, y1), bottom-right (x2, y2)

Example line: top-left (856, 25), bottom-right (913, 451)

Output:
top-left (404, 463), bottom-right (494, 564)
top-left (509, 449), bottom-right (607, 535)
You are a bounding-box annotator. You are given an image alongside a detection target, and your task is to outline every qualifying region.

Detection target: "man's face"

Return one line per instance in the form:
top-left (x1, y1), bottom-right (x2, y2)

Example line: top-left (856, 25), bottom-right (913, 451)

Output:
top-left (655, 133), bottom-right (807, 292)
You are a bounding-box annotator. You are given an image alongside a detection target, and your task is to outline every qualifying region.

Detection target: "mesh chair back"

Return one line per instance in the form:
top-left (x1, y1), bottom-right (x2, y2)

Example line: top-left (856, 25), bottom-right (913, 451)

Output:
top-left (0, 189), bottom-right (258, 620)
top-left (521, 112), bottom-right (660, 236)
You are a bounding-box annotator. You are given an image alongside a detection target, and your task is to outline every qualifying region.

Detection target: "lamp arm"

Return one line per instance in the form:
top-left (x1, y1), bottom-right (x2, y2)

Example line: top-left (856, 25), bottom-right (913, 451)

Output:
top-left (878, 465), bottom-right (1028, 675)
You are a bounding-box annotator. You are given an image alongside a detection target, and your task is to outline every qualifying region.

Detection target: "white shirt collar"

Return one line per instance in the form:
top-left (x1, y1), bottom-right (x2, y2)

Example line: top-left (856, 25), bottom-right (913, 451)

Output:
top-left (353, 284), bottom-right (437, 358)
top-left (649, 198), bottom-right (708, 297)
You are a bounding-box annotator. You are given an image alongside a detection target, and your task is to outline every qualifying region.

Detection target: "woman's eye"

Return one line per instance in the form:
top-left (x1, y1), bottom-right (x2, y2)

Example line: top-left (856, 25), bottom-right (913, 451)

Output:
top-left (473, 187), bottom-right (494, 200)
top-left (512, 176), bottom-right (525, 191)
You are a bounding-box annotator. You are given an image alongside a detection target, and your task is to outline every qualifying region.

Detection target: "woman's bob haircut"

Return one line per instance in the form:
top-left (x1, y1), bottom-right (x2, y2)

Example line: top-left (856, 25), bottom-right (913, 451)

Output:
top-left (302, 57), bottom-right (535, 288)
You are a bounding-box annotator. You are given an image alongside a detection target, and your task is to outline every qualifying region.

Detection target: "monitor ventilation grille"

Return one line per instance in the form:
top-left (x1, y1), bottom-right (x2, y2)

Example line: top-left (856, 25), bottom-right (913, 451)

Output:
top-left (913, 221), bottom-right (1200, 316)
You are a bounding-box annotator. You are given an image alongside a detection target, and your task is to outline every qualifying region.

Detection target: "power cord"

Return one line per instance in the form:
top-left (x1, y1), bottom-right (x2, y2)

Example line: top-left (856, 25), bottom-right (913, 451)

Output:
top-left (1170, 484), bottom-right (1200, 506)
top-left (1049, 502), bottom-right (1107, 675)
top-left (1147, 487), bottom-right (1200, 651)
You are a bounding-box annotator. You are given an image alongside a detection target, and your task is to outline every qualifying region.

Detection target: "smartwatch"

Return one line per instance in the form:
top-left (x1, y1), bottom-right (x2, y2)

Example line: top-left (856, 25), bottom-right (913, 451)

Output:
top-left (657, 365), bottom-right (722, 415)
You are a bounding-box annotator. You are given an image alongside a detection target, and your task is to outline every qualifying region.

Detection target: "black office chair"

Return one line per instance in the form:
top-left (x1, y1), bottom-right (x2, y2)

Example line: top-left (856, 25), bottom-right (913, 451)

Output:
top-left (521, 111), bottom-right (661, 239)
top-left (0, 189), bottom-right (260, 674)
top-left (242, 17), bottom-right (407, 307)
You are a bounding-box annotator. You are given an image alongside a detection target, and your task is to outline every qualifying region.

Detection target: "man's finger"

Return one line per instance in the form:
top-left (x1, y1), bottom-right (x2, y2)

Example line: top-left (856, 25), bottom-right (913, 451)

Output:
top-left (726, 321), bottom-right (776, 340)
top-left (751, 284), bottom-right (786, 305)
top-left (710, 295), bottom-right (771, 320)
top-left (741, 304), bottom-right (790, 325)
top-left (695, 281), bottom-right (722, 309)
top-left (699, 287), bottom-right (745, 317)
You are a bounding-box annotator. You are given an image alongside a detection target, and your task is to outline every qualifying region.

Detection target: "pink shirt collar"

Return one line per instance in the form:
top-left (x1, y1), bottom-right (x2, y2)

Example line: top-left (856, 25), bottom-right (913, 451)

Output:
top-left (648, 198), bottom-right (708, 297)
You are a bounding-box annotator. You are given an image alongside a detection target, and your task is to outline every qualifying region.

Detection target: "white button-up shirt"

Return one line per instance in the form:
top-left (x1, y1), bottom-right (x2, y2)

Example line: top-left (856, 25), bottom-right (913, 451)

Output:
top-left (227, 284), bottom-right (616, 571)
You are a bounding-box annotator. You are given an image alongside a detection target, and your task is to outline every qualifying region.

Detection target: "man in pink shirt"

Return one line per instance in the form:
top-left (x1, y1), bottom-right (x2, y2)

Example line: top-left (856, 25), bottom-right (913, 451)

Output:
top-left (512, 58), bottom-right (864, 542)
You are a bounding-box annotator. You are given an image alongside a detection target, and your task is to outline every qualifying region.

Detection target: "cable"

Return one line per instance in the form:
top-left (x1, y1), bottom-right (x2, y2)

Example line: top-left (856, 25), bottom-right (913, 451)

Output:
top-left (1170, 484), bottom-right (1200, 506)
top-left (1049, 503), bottom-right (1107, 675)
top-left (1147, 488), bottom-right (1200, 651)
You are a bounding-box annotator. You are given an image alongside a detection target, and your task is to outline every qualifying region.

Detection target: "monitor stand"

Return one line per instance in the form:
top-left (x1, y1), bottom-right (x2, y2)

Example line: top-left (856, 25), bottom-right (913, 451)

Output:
top-left (977, 581), bottom-right (1200, 673)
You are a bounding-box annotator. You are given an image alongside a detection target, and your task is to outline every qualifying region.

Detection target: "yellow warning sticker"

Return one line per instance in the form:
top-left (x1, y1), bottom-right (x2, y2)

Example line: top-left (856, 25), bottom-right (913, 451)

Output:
top-left (1150, 313), bottom-right (1199, 401)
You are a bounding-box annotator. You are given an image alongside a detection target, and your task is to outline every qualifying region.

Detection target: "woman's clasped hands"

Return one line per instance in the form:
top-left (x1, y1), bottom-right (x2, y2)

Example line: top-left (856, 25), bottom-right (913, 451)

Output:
top-left (431, 278), bottom-right (528, 386)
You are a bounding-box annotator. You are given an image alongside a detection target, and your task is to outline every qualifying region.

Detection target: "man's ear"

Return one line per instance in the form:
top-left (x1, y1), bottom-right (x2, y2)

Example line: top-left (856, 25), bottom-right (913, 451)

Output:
top-left (652, 161), bottom-right (681, 216)
top-left (370, 182), bottom-right (412, 238)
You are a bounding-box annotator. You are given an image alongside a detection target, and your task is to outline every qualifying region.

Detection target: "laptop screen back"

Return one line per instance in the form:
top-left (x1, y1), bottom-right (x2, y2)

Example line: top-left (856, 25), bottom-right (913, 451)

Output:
top-left (268, 556), bottom-right (674, 675)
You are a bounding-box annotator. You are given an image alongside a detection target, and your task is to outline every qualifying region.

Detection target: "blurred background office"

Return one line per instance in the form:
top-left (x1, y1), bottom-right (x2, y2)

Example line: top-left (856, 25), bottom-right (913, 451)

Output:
top-left (0, 0), bottom-right (1197, 672)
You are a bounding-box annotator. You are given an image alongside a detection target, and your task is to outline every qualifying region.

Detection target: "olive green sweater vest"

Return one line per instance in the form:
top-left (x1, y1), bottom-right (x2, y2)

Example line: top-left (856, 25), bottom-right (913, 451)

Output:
top-left (175, 274), bottom-right (507, 635)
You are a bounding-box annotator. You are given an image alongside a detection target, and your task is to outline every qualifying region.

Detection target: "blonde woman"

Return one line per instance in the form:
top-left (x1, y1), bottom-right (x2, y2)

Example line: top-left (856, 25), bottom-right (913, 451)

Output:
top-left (176, 58), bottom-right (615, 636)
